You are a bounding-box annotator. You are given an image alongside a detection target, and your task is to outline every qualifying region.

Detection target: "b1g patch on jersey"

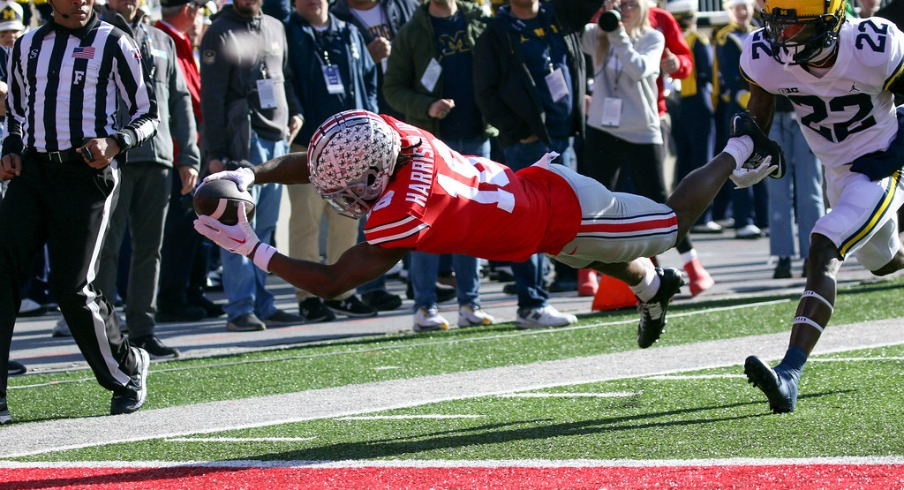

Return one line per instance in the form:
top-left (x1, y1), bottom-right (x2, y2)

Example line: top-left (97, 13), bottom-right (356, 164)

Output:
top-left (202, 50), bottom-right (216, 65)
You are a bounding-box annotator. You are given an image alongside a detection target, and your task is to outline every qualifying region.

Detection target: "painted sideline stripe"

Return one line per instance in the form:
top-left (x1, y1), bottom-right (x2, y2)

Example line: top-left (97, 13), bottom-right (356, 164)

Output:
top-left (647, 374), bottom-right (747, 380)
top-left (497, 392), bottom-right (637, 398)
top-left (2, 456), bottom-right (903, 468)
top-left (336, 415), bottom-right (482, 420)
top-left (165, 437), bottom-right (316, 443)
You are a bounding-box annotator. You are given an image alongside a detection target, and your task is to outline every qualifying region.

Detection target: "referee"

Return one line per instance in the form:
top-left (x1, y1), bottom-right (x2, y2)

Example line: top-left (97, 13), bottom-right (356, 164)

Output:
top-left (0, 0), bottom-right (159, 423)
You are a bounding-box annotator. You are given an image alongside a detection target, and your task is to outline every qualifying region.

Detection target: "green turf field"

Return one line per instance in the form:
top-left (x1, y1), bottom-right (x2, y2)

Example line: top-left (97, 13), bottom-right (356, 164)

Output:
top-left (5, 278), bottom-right (904, 462)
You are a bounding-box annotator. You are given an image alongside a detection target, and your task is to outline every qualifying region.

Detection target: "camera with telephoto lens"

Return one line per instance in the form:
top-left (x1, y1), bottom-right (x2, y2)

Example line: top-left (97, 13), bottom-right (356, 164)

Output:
top-left (598, 6), bottom-right (621, 32)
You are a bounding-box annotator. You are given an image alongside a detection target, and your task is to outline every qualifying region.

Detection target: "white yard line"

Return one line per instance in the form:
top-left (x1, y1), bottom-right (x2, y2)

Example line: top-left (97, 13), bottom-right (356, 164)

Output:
top-left (335, 414), bottom-right (483, 420)
top-left (497, 392), bottom-right (638, 398)
top-left (1, 318), bottom-right (902, 459)
top-left (165, 437), bottom-right (317, 443)
top-left (2, 456), bottom-right (903, 469)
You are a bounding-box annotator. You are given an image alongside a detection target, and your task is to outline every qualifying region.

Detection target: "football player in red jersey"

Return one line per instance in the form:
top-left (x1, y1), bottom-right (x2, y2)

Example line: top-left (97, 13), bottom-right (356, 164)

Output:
top-left (193, 110), bottom-right (781, 345)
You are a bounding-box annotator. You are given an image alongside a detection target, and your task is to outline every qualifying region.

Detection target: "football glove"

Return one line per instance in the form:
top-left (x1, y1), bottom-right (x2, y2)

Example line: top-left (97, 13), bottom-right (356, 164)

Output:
top-left (193, 202), bottom-right (277, 272)
top-left (203, 167), bottom-right (256, 192)
top-left (730, 155), bottom-right (779, 189)
top-left (730, 112), bottom-right (786, 179)
top-left (849, 108), bottom-right (904, 181)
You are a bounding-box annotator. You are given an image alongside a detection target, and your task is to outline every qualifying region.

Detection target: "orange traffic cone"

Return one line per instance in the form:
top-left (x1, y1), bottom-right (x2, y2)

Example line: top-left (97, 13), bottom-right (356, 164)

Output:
top-left (590, 257), bottom-right (655, 311)
top-left (591, 274), bottom-right (638, 311)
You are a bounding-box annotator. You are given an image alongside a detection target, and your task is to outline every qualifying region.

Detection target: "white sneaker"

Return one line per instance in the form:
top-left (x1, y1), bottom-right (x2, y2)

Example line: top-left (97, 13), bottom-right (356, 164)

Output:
top-left (516, 305), bottom-right (577, 329)
top-left (458, 304), bottom-right (495, 327)
top-left (735, 224), bottom-right (763, 239)
top-left (52, 318), bottom-right (71, 337)
top-left (413, 306), bottom-right (450, 332)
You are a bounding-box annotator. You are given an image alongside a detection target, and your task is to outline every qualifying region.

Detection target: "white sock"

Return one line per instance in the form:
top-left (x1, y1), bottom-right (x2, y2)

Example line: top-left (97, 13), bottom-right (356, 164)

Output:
top-left (723, 136), bottom-right (753, 168)
top-left (681, 249), bottom-right (697, 265)
top-left (630, 267), bottom-right (660, 302)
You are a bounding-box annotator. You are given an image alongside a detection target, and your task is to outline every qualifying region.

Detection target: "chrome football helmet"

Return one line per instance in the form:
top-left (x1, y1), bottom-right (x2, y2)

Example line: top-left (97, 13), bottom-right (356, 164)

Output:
top-left (762, 0), bottom-right (846, 65)
top-left (307, 110), bottom-right (402, 219)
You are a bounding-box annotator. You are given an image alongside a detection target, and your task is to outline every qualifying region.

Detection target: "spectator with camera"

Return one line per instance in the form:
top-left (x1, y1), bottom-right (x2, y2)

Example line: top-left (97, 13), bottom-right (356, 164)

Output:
top-left (582, 0), bottom-right (714, 296)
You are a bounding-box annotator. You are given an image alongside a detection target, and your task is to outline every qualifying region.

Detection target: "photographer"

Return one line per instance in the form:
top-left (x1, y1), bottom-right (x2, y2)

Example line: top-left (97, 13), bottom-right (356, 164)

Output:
top-left (580, 0), bottom-right (714, 293)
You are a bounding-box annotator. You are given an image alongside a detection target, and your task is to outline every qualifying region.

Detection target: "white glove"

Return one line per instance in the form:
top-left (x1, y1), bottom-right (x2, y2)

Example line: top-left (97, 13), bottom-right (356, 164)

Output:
top-left (729, 155), bottom-right (779, 189)
top-left (193, 202), bottom-right (277, 272)
top-left (203, 167), bottom-right (255, 192)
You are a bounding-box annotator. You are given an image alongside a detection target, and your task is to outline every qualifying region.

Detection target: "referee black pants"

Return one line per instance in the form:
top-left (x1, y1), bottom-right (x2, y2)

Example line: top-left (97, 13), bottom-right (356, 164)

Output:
top-left (0, 157), bottom-right (140, 399)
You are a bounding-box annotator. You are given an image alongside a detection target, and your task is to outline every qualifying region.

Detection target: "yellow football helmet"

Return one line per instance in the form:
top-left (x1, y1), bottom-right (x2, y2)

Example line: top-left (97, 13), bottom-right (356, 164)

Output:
top-left (762, 0), bottom-right (846, 64)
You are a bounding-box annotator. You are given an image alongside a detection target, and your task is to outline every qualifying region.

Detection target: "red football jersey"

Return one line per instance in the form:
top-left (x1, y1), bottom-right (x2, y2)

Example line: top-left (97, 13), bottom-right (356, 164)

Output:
top-left (363, 117), bottom-right (582, 262)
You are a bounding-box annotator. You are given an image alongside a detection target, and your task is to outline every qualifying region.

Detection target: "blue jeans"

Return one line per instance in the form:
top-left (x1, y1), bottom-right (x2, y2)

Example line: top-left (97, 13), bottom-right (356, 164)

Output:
top-left (222, 132), bottom-right (289, 320)
top-left (501, 138), bottom-right (571, 308)
top-left (767, 112), bottom-right (825, 258)
top-left (410, 137), bottom-right (490, 310)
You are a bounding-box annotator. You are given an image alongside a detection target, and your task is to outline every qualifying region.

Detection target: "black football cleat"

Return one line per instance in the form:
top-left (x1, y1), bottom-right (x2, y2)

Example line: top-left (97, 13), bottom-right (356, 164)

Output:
top-left (636, 267), bottom-right (684, 348)
top-left (744, 355), bottom-right (798, 414)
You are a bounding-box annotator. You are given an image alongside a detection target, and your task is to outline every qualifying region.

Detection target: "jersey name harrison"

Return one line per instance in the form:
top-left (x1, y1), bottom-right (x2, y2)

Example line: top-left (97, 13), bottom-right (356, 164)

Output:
top-left (405, 150), bottom-right (436, 208)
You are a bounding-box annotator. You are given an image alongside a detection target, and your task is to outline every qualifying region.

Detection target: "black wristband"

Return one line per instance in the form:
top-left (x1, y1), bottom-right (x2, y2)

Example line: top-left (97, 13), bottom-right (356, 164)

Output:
top-left (247, 241), bottom-right (262, 260)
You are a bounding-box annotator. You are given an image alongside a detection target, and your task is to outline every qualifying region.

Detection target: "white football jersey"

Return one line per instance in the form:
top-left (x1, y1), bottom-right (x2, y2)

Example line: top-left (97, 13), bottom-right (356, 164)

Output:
top-left (740, 17), bottom-right (904, 169)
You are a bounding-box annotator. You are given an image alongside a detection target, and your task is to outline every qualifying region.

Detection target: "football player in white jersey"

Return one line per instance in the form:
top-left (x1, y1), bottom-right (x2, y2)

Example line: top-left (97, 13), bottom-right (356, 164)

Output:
top-left (738, 0), bottom-right (904, 413)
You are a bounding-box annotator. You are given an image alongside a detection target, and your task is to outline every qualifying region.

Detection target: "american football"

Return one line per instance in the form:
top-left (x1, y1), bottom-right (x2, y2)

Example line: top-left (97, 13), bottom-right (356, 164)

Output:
top-left (193, 179), bottom-right (256, 225)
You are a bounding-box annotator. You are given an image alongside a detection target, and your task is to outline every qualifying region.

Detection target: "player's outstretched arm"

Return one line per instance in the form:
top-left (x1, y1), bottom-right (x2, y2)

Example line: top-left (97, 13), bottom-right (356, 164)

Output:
top-left (204, 152), bottom-right (313, 190)
top-left (252, 151), bottom-right (312, 185)
top-left (194, 203), bottom-right (409, 298)
top-left (269, 242), bottom-right (409, 299)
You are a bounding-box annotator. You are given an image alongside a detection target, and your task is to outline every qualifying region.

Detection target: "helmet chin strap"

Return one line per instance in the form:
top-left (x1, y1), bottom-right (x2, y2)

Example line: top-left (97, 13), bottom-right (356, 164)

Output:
top-left (806, 40), bottom-right (837, 66)
top-left (777, 38), bottom-right (837, 69)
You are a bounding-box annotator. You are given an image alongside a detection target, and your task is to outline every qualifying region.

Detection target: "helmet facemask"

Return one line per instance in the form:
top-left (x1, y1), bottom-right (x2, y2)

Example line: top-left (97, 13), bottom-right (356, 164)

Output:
top-left (763, 2), bottom-right (844, 65)
top-left (308, 110), bottom-right (401, 219)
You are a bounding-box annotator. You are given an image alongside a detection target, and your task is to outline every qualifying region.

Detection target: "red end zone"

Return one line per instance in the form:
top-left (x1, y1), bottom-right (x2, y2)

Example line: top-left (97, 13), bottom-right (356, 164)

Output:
top-left (2, 464), bottom-right (902, 489)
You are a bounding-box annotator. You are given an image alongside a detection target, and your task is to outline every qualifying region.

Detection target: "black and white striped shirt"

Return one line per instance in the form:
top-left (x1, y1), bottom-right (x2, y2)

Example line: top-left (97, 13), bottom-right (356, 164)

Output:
top-left (5, 14), bottom-right (158, 154)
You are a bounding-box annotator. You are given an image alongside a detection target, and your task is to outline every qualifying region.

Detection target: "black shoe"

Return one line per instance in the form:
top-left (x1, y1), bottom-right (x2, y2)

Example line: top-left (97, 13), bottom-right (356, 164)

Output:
top-left (130, 335), bottom-right (180, 359)
top-left (110, 347), bottom-right (149, 415)
top-left (744, 355), bottom-right (798, 413)
top-left (637, 268), bottom-right (684, 349)
top-left (0, 395), bottom-right (9, 424)
top-left (190, 297), bottom-right (225, 318)
top-left (226, 312), bottom-right (266, 332)
top-left (9, 360), bottom-right (27, 376)
top-left (325, 296), bottom-right (378, 318)
top-left (361, 290), bottom-right (403, 311)
top-left (262, 309), bottom-right (306, 328)
top-left (773, 257), bottom-right (792, 279)
top-left (156, 305), bottom-right (206, 323)
top-left (502, 283), bottom-right (517, 295)
top-left (299, 297), bottom-right (336, 323)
